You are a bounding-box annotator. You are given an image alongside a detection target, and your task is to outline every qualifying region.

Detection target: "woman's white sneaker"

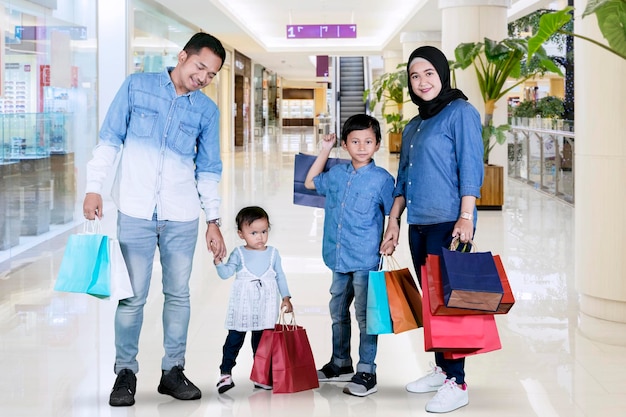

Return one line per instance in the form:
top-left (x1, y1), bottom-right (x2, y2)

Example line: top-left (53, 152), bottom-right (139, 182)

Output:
top-left (425, 378), bottom-right (468, 413)
top-left (406, 362), bottom-right (447, 393)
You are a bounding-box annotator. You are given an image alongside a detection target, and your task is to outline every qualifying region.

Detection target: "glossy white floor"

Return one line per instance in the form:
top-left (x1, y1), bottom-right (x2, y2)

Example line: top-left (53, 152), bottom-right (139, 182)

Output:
top-left (2, 127), bottom-right (625, 417)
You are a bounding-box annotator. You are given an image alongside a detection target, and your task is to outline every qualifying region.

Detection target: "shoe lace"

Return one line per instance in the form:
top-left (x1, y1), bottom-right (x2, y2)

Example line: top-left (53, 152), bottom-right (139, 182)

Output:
top-left (355, 372), bottom-right (373, 384)
top-left (169, 366), bottom-right (189, 386)
top-left (114, 371), bottom-right (134, 392)
top-left (434, 377), bottom-right (459, 399)
top-left (427, 361), bottom-right (443, 377)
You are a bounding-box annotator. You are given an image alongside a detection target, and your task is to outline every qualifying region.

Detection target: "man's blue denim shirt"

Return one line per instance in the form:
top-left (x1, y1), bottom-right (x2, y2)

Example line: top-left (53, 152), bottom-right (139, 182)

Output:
top-left (86, 68), bottom-right (222, 221)
top-left (395, 99), bottom-right (484, 226)
top-left (314, 160), bottom-right (395, 273)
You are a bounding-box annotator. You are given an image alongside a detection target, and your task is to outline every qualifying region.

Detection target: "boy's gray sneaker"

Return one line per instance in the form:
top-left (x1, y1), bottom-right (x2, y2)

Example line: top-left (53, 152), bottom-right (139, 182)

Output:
top-left (317, 362), bottom-right (355, 382)
top-left (343, 372), bottom-right (377, 397)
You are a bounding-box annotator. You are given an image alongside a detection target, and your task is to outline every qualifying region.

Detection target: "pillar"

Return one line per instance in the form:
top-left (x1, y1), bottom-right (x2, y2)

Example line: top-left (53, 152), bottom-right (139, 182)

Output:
top-left (574, 1), bottom-right (626, 344)
top-left (438, 0), bottom-right (510, 171)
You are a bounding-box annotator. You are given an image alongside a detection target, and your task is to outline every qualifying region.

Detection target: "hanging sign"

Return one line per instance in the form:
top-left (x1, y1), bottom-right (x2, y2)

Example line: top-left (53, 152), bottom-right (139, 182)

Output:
top-left (286, 24), bottom-right (357, 39)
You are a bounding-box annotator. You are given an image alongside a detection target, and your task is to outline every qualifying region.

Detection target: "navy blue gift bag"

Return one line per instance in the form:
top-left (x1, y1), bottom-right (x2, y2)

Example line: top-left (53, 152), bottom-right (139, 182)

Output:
top-left (293, 152), bottom-right (350, 208)
top-left (440, 246), bottom-right (504, 312)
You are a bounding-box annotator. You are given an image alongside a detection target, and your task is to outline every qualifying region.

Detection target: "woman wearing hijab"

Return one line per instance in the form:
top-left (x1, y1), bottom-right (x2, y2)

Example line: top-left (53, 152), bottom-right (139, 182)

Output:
top-left (380, 45), bottom-right (484, 413)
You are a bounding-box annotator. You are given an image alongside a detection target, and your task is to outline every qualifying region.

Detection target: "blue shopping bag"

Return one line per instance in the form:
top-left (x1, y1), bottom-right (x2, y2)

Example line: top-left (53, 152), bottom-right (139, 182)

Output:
top-left (366, 268), bottom-right (393, 335)
top-left (54, 231), bottom-right (111, 299)
top-left (440, 246), bottom-right (503, 312)
top-left (293, 152), bottom-right (350, 208)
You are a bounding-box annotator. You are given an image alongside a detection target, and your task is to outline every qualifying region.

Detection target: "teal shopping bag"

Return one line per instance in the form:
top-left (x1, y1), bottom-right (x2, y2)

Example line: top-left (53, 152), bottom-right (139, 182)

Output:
top-left (366, 269), bottom-right (393, 335)
top-left (54, 232), bottom-right (111, 299)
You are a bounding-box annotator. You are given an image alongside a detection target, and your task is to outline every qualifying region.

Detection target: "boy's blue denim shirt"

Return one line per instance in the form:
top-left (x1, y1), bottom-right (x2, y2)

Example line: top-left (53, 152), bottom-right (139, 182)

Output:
top-left (86, 68), bottom-right (222, 221)
top-left (395, 99), bottom-right (484, 226)
top-left (314, 160), bottom-right (395, 273)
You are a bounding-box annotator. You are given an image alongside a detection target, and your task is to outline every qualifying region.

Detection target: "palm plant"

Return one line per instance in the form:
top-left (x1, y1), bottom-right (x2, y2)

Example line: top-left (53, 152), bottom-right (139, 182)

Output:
top-left (452, 37), bottom-right (561, 163)
top-left (363, 63), bottom-right (410, 134)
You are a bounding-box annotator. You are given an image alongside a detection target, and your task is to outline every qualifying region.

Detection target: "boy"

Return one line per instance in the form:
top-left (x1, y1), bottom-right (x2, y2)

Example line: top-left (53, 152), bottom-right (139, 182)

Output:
top-left (304, 114), bottom-right (395, 397)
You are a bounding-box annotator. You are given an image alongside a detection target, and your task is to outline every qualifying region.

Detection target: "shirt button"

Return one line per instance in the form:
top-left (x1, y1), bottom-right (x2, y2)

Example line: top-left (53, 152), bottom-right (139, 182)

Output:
top-left (408, 200), bottom-right (411, 204)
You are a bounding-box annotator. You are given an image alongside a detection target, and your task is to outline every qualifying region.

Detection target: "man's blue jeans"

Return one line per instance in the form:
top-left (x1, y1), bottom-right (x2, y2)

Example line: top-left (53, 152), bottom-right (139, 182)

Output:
top-left (329, 270), bottom-right (378, 374)
top-left (114, 211), bottom-right (198, 374)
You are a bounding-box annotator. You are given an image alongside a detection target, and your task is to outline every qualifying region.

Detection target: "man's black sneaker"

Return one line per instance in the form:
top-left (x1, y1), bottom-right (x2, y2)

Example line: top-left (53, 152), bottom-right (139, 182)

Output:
top-left (109, 369), bottom-right (137, 406)
top-left (316, 362), bottom-right (355, 382)
top-left (343, 372), bottom-right (378, 397)
top-left (157, 365), bottom-right (202, 400)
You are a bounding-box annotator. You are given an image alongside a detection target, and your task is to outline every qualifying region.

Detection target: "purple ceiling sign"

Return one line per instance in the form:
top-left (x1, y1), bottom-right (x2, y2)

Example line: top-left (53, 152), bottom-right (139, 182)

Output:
top-left (286, 24), bottom-right (357, 39)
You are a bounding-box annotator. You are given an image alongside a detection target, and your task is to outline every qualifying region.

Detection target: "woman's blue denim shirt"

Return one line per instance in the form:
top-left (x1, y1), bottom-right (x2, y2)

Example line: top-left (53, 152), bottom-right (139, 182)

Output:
top-left (394, 99), bottom-right (484, 226)
top-left (86, 68), bottom-right (222, 221)
top-left (314, 160), bottom-right (395, 273)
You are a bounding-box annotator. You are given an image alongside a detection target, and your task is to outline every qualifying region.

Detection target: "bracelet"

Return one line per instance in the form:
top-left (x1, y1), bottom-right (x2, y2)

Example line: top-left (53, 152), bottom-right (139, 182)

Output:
top-left (459, 211), bottom-right (473, 221)
top-left (390, 216), bottom-right (401, 224)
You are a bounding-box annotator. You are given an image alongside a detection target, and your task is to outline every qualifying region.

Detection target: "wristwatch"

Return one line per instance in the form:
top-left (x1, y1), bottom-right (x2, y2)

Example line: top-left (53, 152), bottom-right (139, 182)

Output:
top-left (207, 218), bottom-right (221, 227)
top-left (459, 212), bottom-right (473, 221)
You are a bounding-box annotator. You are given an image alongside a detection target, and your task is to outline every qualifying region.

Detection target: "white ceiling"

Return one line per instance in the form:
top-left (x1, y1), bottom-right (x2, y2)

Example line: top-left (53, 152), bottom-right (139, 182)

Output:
top-left (153, 0), bottom-right (553, 83)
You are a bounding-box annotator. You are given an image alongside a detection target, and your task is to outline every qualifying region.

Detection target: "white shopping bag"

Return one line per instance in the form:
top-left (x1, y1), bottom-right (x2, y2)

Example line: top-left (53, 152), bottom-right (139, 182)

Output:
top-left (108, 238), bottom-right (134, 301)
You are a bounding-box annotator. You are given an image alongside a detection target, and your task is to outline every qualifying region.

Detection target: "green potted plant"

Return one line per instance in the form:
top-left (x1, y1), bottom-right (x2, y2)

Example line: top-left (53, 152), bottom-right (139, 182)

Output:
top-left (529, 3), bottom-right (626, 61)
top-left (452, 37), bottom-right (561, 163)
top-left (451, 36), bottom-right (560, 208)
top-left (363, 63), bottom-right (410, 152)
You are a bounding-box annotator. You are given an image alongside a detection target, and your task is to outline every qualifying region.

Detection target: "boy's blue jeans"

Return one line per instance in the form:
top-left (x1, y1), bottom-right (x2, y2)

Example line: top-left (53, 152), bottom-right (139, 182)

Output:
top-left (114, 211), bottom-right (198, 374)
top-left (328, 270), bottom-right (378, 374)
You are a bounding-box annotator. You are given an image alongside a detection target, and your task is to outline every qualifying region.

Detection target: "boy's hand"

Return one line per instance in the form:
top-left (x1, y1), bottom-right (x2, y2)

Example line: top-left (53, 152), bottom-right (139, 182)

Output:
top-left (320, 133), bottom-right (337, 151)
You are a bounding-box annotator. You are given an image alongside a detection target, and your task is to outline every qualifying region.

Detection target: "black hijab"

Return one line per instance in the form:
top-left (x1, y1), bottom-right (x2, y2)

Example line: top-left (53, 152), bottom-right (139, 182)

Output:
top-left (407, 46), bottom-right (468, 120)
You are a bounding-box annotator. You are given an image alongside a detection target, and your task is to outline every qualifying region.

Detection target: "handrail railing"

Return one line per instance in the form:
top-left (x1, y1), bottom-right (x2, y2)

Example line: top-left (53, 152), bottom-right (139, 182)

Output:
top-left (508, 122), bottom-right (575, 205)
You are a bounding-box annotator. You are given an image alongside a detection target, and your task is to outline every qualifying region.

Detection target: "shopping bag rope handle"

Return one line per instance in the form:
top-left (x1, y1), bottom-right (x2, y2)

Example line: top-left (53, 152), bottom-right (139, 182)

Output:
top-left (82, 218), bottom-right (102, 235)
top-left (449, 236), bottom-right (477, 252)
top-left (278, 307), bottom-right (298, 330)
top-left (381, 255), bottom-right (402, 271)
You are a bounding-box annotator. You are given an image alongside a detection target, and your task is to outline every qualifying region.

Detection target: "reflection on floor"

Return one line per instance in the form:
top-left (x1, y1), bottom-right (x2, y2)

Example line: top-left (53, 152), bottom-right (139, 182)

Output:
top-left (1, 127), bottom-right (625, 417)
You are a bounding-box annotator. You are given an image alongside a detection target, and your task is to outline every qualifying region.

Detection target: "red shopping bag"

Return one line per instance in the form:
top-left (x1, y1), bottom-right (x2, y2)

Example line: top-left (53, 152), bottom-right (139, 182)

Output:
top-left (250, 329), bottom-right (274, 386)
top-left (421, 263), bottom-right (485, 353)
top-left (443, 313), bottom-right (502, 359)
top-left (385, 258), bottom-right (423, 334)
top-left (426, 254), bottom-right (515, 316)
top-left (270, 313), bottom-right (319, 394)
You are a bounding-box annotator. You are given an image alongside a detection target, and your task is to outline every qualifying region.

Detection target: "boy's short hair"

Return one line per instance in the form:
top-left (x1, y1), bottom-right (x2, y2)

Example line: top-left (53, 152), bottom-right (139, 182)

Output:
top-left (341, 114), bottom-right (382, 144)
top-left (183, 32), bottom-right (226, 70)
top-left (235, 206), bottom-right (270, 230)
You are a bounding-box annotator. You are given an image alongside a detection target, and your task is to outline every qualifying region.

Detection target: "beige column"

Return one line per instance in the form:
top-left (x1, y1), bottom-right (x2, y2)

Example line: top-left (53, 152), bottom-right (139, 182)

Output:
top-left (438, 0), bottom-right (510, 171)
top-left (574, 1), bottom-right (626, 344)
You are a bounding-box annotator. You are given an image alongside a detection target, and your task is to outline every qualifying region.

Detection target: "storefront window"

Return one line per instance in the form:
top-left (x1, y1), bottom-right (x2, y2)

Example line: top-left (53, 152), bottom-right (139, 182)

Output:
top-left (0, 0), bottom-right (97, 266)
top-left (130, 0), bottom-right (197, 73)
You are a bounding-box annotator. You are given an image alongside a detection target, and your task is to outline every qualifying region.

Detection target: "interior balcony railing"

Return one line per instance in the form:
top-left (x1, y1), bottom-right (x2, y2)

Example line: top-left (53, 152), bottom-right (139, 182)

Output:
top-left (507, 118), bottom-right (575, 205)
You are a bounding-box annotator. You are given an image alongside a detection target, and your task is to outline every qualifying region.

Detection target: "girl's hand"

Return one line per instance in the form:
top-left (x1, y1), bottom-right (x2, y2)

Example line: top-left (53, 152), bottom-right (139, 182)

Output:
top-left (280, 298), bottom-right (293, 313)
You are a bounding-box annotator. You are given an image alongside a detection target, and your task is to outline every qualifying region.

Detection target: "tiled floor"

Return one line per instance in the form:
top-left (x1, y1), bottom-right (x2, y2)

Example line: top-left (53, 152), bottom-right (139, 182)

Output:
top-left (1, 127), bottom-right (625, 417)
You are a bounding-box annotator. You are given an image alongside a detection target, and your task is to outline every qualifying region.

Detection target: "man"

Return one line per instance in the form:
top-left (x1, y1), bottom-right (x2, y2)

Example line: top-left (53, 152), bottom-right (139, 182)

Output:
top-left (83, 32), bottom-right (228, 407)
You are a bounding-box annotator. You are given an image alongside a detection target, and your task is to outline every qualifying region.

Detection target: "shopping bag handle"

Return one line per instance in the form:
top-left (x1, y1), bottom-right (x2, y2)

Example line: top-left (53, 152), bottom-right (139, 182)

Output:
top-left (382, 255), bottom-right (402, 271)
top-left (449, 236), bottom-right (476, 252)
top-left (278, 308), bottom-right (298, 330)
top-left (82, 218), bottom-right (102, 235)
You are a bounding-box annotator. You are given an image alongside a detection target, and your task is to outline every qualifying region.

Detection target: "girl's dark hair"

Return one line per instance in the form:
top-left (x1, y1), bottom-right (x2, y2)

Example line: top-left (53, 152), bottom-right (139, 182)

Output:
top-left (341, 114), bottom-right (382, 144)
top-left (183, 32), bottom-right (226, 70)
top-left (235, 206), bottom-right (270, 230)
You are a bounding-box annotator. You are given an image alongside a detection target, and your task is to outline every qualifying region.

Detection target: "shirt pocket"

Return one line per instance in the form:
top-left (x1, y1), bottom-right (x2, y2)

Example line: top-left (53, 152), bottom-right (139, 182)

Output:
top-left (172, 122), bottom-right (199, 157)
top-left (129, 106), bottom-right (158, 138)
top-left (353, 192), bottom-right (375, 215)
